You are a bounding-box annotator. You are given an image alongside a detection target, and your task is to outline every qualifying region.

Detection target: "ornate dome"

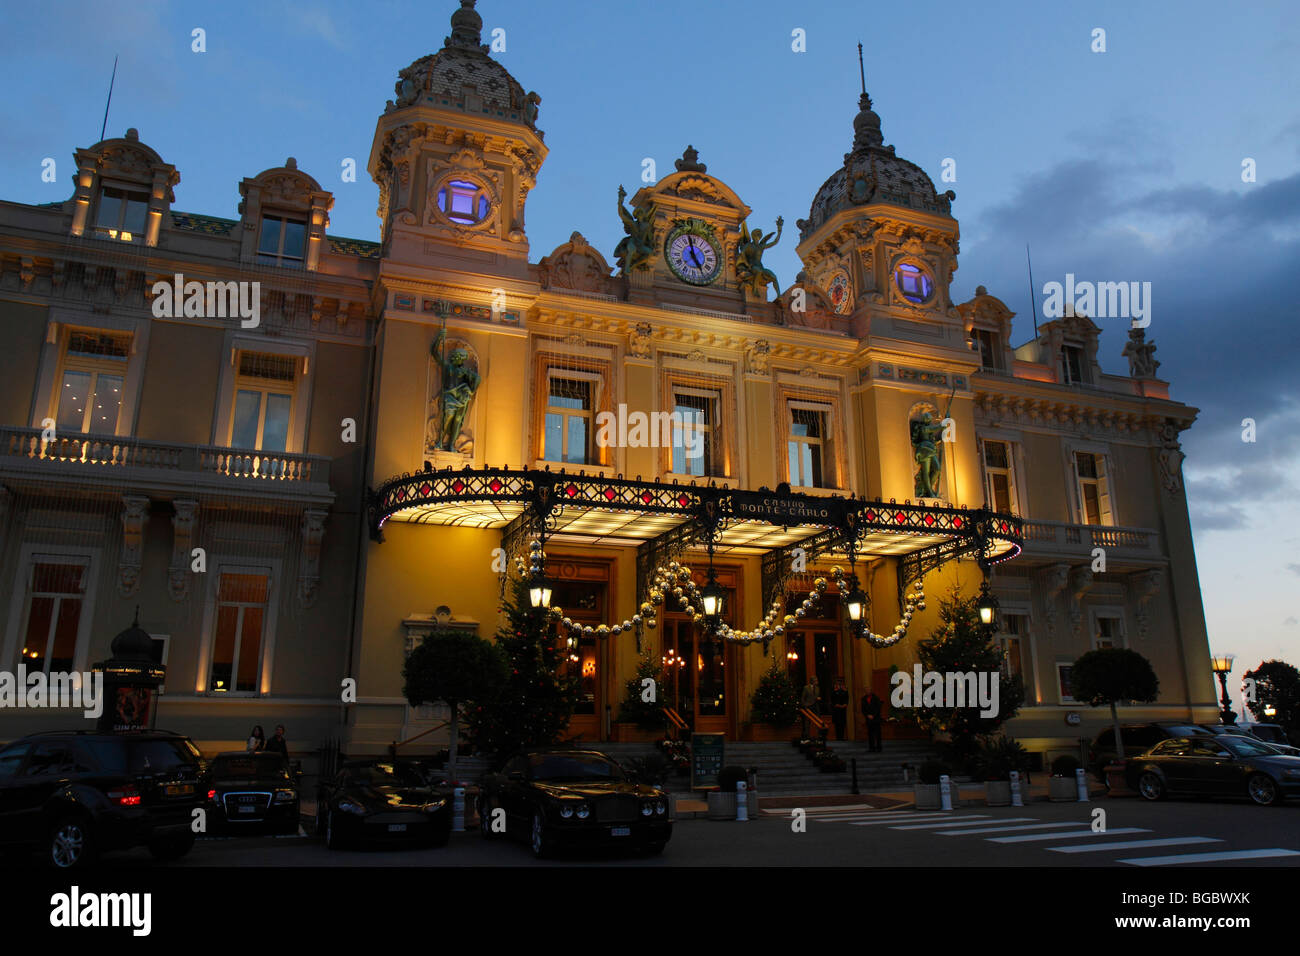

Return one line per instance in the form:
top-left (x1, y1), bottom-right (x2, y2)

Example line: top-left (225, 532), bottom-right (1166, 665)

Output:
top-left (798, 92), bottom-right (953, 242)
top-left (391, 1), bottom-right (541, 132)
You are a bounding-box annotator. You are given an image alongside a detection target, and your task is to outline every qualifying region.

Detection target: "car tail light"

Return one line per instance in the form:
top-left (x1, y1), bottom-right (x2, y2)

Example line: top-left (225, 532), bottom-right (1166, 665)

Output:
top-left (108, 786), bottom-right (141, 807)
top-left (207, 789), bottom-right (217, 801)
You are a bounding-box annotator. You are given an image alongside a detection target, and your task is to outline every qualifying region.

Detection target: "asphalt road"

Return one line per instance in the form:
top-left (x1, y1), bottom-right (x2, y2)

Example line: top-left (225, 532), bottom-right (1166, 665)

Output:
top-left (74, 795), bottom-right (1300, 869)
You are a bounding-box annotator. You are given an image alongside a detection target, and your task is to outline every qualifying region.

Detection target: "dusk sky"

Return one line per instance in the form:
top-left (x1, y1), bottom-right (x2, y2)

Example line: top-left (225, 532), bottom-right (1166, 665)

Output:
top-left (2, 0), bottom-right (1296, 715)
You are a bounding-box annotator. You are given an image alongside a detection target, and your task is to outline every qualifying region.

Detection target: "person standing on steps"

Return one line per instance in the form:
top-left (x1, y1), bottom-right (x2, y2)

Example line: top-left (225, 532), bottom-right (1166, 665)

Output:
top-left (831, 678), bottom-right (849, 741)
top-left (861, 690), bottom-right (883, 752)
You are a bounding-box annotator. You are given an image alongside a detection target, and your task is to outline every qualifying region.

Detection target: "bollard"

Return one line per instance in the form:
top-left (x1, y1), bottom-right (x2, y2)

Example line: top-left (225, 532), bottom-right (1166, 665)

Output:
top-left (939, 773), bottom-right (953, 811)
top-left (736, 781), bottom-right (748, 822)
top-left (1009, 770), bottom-right (1023, 807)
top-left (452, 786), bottom-right (466, 832)
top-left (851, 757), bottom-right (860, 795)
top-left (1075, 767), bottom-right (1089, 803)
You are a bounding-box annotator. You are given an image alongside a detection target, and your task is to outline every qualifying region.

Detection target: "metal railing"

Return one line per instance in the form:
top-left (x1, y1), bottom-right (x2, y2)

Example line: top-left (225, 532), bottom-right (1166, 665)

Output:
top-left (0, 426), bottom-right (330, 485)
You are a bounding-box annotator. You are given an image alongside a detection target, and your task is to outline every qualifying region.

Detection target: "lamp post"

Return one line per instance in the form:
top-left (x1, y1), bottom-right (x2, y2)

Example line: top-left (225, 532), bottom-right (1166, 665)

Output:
top-left (1210, 654), bottom-right (1237, 725)
top-left (696, 496), bottom-right (726, 642)
top-left (840, 514), bottom-right (868, 640)
top-left (527, 482), bottom-right (557, 609)
top-left (974, 510), bottom-right (998, 631)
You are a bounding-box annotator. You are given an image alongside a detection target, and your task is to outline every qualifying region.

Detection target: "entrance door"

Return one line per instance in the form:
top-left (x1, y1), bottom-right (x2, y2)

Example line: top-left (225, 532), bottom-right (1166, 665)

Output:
top-left (550, 565), bottom-right (609, 743)
top-left (784, 629), bottom-right (841, 714)
top-left (660, 567), bottom-right (737, 736)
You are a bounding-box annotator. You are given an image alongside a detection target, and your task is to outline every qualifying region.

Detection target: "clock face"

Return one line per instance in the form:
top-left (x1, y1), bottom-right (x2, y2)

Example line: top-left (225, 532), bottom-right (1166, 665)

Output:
top-left (826, 269), bottom-right (853, 314)
top-left (664, 226), bottom-right (722, 285)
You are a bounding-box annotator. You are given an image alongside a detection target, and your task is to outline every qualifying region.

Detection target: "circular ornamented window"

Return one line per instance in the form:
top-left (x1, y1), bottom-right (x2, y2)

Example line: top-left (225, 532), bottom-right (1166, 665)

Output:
top-left (825, 269), bottom-right (853, 314)
top-left (435, 178), bottom-right (493, 226)
top-left (894, 262), bottom-right (934, 305)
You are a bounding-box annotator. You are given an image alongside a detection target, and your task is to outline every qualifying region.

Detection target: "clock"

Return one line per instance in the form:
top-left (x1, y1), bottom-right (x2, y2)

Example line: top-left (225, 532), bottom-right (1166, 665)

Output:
top-left (664, 221), bottom-right (722, 286)
top-left (825, 269), bottom-right (853, 314)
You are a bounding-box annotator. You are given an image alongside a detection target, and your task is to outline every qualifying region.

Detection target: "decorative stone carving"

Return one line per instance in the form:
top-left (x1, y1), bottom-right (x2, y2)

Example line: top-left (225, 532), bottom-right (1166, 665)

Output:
top-left (628, 321), bottom-right (653, 359)
top-left (1068, 566), bottom-right (1095, 637)
top-left (1158, 419), bottom-right (1186, 495)
top-left (746, 340), bottom-right (771, 374)
top-left (298, 509), bottom-right (328, 608)
top-left (1129, 569), bottom-right (1163, 639)
top-left (426, 336), bottom-right (480, 457)
top-left (537, 232), bottom-right (612, 293)
top-left (1122, 326), bottom-right (1160, 379)
top-left (169, 499), bottom-right (198, 601)
top-left (118, 495), bottom-right (150, 597)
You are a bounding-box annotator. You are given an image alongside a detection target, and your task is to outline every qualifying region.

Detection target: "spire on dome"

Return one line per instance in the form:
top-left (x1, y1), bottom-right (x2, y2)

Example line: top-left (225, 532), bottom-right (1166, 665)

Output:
top-left (444, 0), bottom-right (485, 51)
top-left (851, 43), bottom-right (883, 152)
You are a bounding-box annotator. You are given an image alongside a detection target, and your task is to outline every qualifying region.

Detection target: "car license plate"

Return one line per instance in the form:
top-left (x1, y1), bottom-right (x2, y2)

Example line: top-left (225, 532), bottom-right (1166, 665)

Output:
top-left (238, 806), bottom-right (257, 814)
top-left (164, 784), bottom-right (193, 797)
top-left (611, 826), bottom-right (630, 837)
top-left (387, 824), bottom-right (406, 832)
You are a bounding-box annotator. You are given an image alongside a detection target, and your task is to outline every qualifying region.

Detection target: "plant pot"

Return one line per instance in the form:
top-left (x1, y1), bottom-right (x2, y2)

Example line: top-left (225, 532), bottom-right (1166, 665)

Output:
top-left (985, 780), bottom-right (1012, 806)
top-left (1048, 776), bottom-right (1078, 802)
top-left (706, 791), bottom-right (737, 820)
top-left (913, 783), bottom-right (942, 810)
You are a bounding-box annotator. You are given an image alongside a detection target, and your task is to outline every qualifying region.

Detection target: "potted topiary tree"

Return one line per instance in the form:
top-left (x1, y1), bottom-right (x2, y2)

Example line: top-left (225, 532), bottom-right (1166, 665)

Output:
top-left (1049, 755), bottom-right (1081, 801)
top-left (613, 652), bottom-right (668, 742)
top-left (745, 660), bottom-right (799, 741)
top-left (914, 760), bottom-right (952, 810)
top-left (977, 735), bottom-right (1029, 806)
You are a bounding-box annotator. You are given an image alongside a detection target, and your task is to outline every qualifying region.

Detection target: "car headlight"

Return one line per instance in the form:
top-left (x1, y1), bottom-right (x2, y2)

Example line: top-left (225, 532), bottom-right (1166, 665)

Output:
top-left (655, 800), bottom-right (667, 815)
top-left (560, 803), bottom-right (575, 818)
top-left (338, 799), bottom-right (367, 815)
top-left (273, 790), bottom-right (296, 804)
top-left (641, 802), bottom-right (654, 817)
top-left (575, 803), bottom-right (590, 819)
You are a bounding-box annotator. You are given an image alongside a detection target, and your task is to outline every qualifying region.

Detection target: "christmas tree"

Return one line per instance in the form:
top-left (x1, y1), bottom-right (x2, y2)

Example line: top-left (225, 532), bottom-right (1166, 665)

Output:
top-left (616, 651), bottom-right (668, 730)
top-left (750, 658), bottom-right (800, 727)
top-left (462, 576), bottom-right (579, 758)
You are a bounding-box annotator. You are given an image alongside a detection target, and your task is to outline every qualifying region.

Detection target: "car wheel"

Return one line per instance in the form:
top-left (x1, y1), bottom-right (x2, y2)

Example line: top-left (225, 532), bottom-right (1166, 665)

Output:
top-left (148, 832), bottom-right (195, 862)
top-left (48, 816), bottom-right (96, 869)
top-left (1247, 773), bottom-right (1280, 806)
top-left (530, 811), bottom-right (552, 859)
top-left (1137, 771), bottom-right (1166, 801)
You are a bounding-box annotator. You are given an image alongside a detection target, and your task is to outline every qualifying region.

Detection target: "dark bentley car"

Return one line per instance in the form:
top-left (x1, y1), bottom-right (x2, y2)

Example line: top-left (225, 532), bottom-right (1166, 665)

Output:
top-left (1130, 735), bottom-right (1300, 806)
top-left (315, 759), bottom-right (451, 849)
top-left (0, 730), bottom-right (205, 868)
top-left (205, 751), bottom-right (301, 835)
top-left (479, 750), bottom-right (671, 858)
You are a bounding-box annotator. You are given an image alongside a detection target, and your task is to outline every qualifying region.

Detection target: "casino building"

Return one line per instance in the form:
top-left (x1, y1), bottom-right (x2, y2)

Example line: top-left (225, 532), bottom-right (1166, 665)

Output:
top-left (0, 1), bottom-right (1218, 764)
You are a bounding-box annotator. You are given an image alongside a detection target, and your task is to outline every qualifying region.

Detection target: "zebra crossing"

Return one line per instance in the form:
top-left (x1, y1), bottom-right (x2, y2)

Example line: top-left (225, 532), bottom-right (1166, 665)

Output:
top-left (763, 805), bottom-right (1300, 866)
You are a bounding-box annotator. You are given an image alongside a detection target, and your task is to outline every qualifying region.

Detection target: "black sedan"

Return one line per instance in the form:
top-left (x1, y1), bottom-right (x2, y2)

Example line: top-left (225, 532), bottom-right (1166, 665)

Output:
top-left (1130, 735), bottom-right (1300, 806)
top-left (316, 760), bottom-right (451, 850)
top-left (478, 750), bottom-right (671, 858)
top-left (205, 752), bottom-right (301, 835)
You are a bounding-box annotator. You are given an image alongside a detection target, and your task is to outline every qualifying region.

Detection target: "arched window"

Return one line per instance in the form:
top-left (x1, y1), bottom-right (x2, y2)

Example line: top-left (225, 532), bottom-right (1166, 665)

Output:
top-left (893, 262), bottom-right (934, 304)
top-left (435, 179), bottom-right (492, 225)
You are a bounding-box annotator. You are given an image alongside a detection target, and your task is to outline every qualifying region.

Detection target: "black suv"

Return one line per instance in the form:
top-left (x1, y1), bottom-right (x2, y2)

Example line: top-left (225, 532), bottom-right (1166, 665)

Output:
top-left (0, 730), bottom-right (206, 868)
top-left (1088, 722), bottom-right (1213, 779)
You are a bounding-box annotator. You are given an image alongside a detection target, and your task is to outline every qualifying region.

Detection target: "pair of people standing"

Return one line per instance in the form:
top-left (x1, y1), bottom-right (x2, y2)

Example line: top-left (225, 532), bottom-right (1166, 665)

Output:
top-left (246, 724), bottom-right (290, 758)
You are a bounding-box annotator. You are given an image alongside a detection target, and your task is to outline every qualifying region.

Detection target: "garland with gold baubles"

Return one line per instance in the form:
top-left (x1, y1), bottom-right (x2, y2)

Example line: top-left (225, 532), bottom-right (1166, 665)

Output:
top-left (515, 541), bottom-right (925, 649)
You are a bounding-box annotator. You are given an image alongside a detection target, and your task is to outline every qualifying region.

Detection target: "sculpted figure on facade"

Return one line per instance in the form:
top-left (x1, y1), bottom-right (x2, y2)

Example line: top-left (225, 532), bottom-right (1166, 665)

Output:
top-left (735, 216), bottom-right (783, 299)
top-left (614, 185), bottom-right (656, 274)
top-left (910, 393), bottom-right (953, 499)
top-left (429, 328), bottom-right (481, 453)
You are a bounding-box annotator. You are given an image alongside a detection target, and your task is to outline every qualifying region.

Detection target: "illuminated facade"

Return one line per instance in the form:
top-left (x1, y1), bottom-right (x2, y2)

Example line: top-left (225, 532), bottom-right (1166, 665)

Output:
top-left (0, 1), bottom-right (1217, 763)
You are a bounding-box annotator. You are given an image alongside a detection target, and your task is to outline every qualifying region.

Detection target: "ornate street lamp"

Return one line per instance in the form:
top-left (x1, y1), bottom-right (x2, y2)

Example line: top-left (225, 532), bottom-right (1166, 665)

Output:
top-left (527, 482), bottom-right (558, 609)
top-left (976, 580), bottom-right (999, 628)
top-left (1210, 653), bottom-right (1237, 724)
top-left (839, 511), bottom-right (869, 639)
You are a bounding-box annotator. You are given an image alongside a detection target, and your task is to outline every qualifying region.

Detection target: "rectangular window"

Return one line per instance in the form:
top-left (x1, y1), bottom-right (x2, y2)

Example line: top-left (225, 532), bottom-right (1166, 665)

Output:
top-left (55, 329), bottom-right (131, 435)
top-left (982, 439), bottom-right (1019, 514)
top-left (208, 572), bottom-right (270, 694)
top-left (18, 558), bottom-right (87, 674)
top-left (998, 613), bottom-right (1033, 701)
top-left (671, 388), bottom-right (718, 477)
top-left (1056, 663), bottom-right (1076, 704)
top-left (788, 406), bottom-right (826, 488)
top-left (543, 375), bottom-right (593, 464)
top-left (1061, 344), bottom-right (1087, 385)
top-left (1074, 451), bottom-right (1113, 526)
top-left (257, 215), bottom-right (307, 267)
top-left (230, 351), bottom-right (296, 452)
top-left (1094, 615), bottom-right (1123, 650)
top-left (973, 328), bottom-right (1002, 372)
top-left (93, 186), bottom-right (149, 242)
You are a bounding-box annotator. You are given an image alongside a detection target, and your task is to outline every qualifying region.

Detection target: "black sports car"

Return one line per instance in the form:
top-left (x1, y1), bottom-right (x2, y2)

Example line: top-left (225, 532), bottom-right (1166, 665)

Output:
top-left (316, 760), bottom-right (452, 849)
top-left (1130, 734), bottom-right (1300, 806)
top-left (205, 751), bottom-right (301, 835)
top-left (478, 750), bottom-right (671, 858)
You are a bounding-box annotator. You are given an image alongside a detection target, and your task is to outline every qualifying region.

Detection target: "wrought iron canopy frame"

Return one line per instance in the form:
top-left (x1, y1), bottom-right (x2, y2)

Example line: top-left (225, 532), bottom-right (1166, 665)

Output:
top-left (370, 467), bottom-right (1022, 609)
